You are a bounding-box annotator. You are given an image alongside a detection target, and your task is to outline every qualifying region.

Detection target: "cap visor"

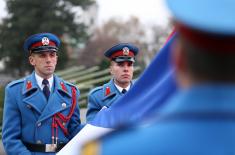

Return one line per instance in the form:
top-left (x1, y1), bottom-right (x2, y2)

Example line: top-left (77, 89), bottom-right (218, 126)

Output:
top-left (113, 57), bottom-right (135, 63)
top-left (31, 46), bottom-right (58, 53)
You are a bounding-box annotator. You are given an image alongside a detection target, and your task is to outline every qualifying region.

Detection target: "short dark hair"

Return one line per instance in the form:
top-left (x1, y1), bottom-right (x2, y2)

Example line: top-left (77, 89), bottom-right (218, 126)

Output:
top-left (179, 36), bottom-right (235, 82)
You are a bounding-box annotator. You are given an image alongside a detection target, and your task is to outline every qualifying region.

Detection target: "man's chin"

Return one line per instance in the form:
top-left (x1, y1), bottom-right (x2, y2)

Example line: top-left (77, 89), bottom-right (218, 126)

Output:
top-left (44, 70), bottom-right (54, 76)
top-left (120, 80), bottom-right (131, 84)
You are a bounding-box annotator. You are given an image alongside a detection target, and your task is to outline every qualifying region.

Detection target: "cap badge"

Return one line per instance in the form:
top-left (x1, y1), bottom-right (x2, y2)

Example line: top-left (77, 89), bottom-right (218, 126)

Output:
top-left (42, 37), bottom-right (50, 46)
top-left (122, 47), bottom-right (129, 56)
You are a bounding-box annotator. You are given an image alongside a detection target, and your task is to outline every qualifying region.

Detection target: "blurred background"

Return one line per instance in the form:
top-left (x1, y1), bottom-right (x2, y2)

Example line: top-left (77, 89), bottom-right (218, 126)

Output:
top-left (0, 0), bottom-right (172, 153)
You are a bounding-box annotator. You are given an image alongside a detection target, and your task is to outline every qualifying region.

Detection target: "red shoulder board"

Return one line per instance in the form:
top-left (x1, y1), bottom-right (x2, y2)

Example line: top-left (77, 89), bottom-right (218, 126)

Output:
top-left (105, 87), bottom-right (111, 96)
top-left (26, 81), bottom-right (32, 90)
top-left (60, 82), bottom-right (67, 92)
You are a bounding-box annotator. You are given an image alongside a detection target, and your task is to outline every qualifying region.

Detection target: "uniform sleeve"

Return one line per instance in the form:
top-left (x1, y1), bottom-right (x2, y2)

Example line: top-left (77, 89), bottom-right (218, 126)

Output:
top-left (2, 86), bottom-right (32, 155)
top-left (86, 92), bottom-right (102, 123)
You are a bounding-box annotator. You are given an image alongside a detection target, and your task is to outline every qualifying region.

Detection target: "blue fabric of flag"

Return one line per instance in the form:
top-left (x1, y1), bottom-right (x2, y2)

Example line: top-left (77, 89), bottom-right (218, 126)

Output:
top-left (90, 33), bottom-right (178, 128)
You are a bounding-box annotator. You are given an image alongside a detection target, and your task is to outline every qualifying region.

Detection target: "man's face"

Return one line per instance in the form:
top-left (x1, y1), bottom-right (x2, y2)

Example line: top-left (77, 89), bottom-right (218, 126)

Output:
top-left (110, 61), bottom-right (134, 87)
top-left (29, 51), bottom-right (58, 79)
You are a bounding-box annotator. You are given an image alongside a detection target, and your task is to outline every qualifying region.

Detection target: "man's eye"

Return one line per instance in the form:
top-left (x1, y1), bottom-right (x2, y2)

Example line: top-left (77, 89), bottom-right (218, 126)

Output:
top-left (117, 63), bottom-right (124, 67)
top-left (39, 54), bottom-right (46, 58)
top-left (50, 53), bottom-right (56, 57)
top-left (128, 62), bottom-right (133, 66)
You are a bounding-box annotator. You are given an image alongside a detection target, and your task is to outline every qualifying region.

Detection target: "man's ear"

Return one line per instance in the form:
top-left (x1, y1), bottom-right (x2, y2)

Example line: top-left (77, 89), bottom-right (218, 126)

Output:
top-left (173, 39), bottom-right (191, 88)
top-left (29, 55), bottom-right (35, 66)
top-left (109, 63), bottom-right (114, 75)
top-left (173, 39), bottom-right (186, 73)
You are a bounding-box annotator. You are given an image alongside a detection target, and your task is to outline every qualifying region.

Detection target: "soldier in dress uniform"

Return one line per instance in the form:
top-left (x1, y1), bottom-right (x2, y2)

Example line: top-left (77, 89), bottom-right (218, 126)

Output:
top-left (2, 33), bottom-right (83, 155)
top-left (86, 43), bottom-right (139, 122)
top-left (81, 0), bottom-right (235, 154)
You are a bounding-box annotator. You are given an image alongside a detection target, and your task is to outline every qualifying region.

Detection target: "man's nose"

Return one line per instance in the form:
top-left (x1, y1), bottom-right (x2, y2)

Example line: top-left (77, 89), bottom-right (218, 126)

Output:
top-left (123, 65), bottom-right (129, 71)
top-left (45, 55), bottom-right (52, 62)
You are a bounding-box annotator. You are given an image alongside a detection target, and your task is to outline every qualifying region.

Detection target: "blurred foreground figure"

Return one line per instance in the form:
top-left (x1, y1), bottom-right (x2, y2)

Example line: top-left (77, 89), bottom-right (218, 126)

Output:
top-left (81, 0), bottom-right (235, 154)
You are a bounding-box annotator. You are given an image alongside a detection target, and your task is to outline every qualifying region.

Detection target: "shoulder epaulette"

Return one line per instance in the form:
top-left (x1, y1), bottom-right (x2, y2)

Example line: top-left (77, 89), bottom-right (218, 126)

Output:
top-left (59, 81), bottom-right (79, 95)
top-left (8, 78), bottom-right (25, 87)
top-left (89, 86), bottom-right (102, 95)
top-left (65, 81), bottom-right (77, 88)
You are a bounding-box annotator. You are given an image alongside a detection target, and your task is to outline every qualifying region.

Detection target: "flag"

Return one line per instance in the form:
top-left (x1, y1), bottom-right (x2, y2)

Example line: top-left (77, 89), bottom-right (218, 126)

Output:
top-left (57, 32), bottom-right (177, 155)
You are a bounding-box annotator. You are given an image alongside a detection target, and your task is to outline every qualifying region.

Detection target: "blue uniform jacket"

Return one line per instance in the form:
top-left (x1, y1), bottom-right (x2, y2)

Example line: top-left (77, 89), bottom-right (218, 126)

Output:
top-left (86, 79), bottom-right (124, 122)
top-left (2, 72), bottom-right (83, 155)
top-left (96, 85), bottom-right (235, 155)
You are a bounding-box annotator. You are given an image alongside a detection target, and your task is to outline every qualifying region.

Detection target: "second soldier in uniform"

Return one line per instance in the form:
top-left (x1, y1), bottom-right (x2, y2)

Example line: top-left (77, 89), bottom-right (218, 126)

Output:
top-left (86, 43), bottom-right (139, 122)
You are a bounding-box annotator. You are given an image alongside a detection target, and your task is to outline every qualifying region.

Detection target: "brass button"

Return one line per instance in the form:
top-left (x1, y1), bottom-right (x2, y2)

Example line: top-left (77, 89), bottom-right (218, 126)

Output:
top-left (62, 103), bottom-right (66, 108)
top-left (26, 105), bottom-right (31, 109)
top-left (36, 140), bottom-right (42, 144)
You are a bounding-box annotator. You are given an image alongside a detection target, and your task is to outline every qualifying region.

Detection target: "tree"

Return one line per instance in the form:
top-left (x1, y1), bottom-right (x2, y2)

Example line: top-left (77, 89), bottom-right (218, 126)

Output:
top-left (143, 24), bottom-right (173, 66)
top-left (78, 16), bottom-right (147, 68)
top-left (77, 27), bottom-right (119, 67)
top-left (0, 0), bottom-right (94, 76)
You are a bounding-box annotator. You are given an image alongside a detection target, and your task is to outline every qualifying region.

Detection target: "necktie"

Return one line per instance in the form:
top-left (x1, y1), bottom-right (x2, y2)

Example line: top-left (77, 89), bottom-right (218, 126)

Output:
top-left (122, 89), bottom-right (127, 94)
top-left (42, 79), bottom-right (50, 100)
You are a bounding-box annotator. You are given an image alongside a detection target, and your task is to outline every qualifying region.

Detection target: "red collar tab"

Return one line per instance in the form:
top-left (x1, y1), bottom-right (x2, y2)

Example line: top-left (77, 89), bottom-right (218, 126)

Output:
top-left (110, 50), bottom-right (135, 59)
top-left (60, 82), bottom-right (67, 92)
top-left (176, 23), bottom-right (235, 52)
top-left (26, 81), bottom-right (32, 90)
top-left (105, 87), bottom-right (111, 96)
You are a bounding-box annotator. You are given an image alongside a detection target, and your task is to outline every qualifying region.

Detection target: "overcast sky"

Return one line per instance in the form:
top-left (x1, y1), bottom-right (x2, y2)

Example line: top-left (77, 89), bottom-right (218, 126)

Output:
top-left (0, 0), bottom-right (171, 27)
top-left (0, 0), bottom-right (6, 19)
top-left (97, 0), bottom-right (171, 26)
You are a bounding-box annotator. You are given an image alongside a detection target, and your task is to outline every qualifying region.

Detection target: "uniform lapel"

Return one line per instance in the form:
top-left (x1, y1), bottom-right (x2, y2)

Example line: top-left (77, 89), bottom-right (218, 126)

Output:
top-left (38, 75), bottom-right (72, 123)
top-left (22, 72), bottom-right (46, 114)
top-left (102, 79), bottom-right (121, 107)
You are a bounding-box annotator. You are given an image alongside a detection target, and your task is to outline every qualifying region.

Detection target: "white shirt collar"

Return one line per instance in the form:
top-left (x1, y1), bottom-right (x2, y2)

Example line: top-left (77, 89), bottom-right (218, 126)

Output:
top-left (114, 83), bottom-right (131, 93)
top-left (35, 73), bottom-right (53, 91)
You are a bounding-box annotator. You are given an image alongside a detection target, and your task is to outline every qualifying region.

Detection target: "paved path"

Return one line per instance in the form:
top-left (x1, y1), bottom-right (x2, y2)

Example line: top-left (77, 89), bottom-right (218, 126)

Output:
top-left (80, 108), bottom-right (87, 124)
top-left (0, 142), bottom-right (5, 155)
